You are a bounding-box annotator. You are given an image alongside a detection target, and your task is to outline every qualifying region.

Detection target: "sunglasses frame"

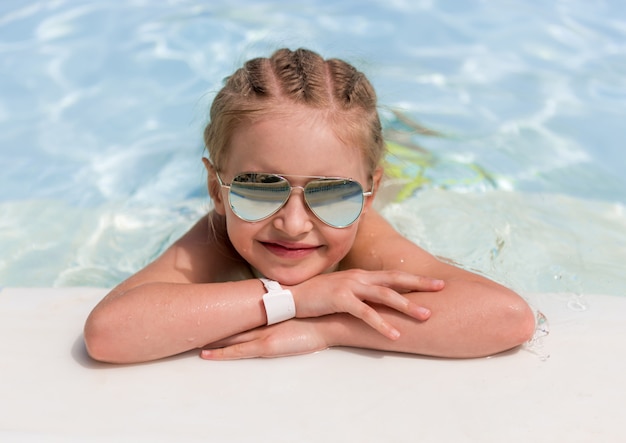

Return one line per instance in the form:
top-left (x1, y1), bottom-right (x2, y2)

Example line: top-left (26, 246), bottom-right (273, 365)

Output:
top-left (215, 171), bottom-right (373, 228)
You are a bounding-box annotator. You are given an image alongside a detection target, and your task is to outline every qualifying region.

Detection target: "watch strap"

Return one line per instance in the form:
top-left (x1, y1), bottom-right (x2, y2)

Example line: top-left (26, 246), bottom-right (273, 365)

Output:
top-left (259, 278), bottom-right (296, 325)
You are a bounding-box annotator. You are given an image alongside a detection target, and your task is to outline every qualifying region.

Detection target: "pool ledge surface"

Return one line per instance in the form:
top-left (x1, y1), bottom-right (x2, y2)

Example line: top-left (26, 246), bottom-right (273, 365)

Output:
top-left (0, 288), bottom-right (624, 442)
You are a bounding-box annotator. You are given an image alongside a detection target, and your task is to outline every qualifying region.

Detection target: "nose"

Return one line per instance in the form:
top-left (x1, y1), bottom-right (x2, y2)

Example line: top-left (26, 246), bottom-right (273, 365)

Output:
top-left (272, 188), bottom-right (314, 236)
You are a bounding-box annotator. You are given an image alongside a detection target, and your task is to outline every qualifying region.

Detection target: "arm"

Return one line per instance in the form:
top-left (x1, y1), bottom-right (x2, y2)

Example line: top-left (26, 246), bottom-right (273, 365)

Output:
top-left (84, 212), bottom-right (442, 363)
top-left (334, 211), bottom-right (536, 357)
top-left (202, 211), bottom-right (535, 360)
top-left (84, 214), bottom-right (271, 363)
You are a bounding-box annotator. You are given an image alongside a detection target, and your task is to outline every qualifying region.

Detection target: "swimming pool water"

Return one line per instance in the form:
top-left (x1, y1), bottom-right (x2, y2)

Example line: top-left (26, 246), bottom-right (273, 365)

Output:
top-left (1, 0), bottom-right (625, 295)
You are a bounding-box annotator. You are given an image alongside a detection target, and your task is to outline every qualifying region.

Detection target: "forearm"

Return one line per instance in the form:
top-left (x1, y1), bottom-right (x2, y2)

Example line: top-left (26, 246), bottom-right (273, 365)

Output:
top-left (323, 280), bottom-right (535, 358)
top-left (84, 280), bottom-right (267, 363)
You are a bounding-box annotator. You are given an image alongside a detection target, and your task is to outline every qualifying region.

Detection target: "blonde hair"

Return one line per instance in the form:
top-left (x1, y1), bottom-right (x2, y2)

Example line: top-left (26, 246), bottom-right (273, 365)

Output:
top-left (204, 48), bottom-right (384, 174)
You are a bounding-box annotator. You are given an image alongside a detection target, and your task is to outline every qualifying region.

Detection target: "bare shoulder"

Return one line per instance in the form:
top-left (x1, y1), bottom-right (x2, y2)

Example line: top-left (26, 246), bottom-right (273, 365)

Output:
top-left (112, 211), bottom-right (249, 292)
top-left (344, 210), bottom-right (486, 282)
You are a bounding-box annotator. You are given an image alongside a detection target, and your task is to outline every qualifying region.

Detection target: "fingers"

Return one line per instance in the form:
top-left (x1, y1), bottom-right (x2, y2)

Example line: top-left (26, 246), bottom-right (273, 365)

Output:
top-left (365, 270), bottom-right (445, 293)
top-left (206, 330), bottom-right (258, 349)
top-left (201, 341), bottom-right (263, 360)
top-left (342, 295), bottom-right (424, 341)
top-left (326, 272), bottom-right (433, 329)
top-left (331, 271), bottom-right (439, 339)
top-left (286, 269), bottom-right (441, 341)
top-left (349, 283), bottom-right (431, 320)
top-left (355, 304), bottom-right (402, 340)
top-left (200, 322), bottom-right (328, 360)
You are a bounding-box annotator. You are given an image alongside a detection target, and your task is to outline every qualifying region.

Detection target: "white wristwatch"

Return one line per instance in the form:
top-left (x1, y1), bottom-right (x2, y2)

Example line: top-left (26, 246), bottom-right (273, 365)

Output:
top-left (259, 278), bottom-right (296, 325)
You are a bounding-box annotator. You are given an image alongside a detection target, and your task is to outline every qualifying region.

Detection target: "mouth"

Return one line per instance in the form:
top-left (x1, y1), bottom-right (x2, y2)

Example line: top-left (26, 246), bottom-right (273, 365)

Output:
top-left (260, 241), bottom-right (322, 259)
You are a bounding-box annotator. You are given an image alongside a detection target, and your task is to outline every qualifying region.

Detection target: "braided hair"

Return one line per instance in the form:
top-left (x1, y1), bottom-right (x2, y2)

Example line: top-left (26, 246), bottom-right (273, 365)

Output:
top-left (204, 48), bottom-right (384, 174)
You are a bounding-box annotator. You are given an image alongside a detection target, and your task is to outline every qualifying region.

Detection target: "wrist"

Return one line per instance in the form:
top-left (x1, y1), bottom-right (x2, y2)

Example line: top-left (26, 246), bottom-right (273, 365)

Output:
top-left (259, 278), bottom-right (296, 325)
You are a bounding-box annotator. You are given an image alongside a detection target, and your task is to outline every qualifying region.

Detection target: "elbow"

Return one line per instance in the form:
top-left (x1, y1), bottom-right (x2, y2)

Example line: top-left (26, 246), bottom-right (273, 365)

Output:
top-left (83, 310), bottom-right (123, 364)
top-left (497, 295), bottom-right (536, 351)
top-left (458, 294), bottom-right (536, 358)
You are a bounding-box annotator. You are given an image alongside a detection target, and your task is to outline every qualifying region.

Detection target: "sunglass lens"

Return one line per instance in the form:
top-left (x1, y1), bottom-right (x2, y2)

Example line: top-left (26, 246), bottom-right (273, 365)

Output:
top-left (229, 174), bottom-right (290, 221)
top-left (305, 179), bottom-right (364, 227)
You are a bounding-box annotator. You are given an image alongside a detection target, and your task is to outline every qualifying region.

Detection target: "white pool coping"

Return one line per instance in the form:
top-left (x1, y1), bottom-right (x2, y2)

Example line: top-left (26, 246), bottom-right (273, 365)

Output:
top-left (1, 288), bottom-right (624, 442)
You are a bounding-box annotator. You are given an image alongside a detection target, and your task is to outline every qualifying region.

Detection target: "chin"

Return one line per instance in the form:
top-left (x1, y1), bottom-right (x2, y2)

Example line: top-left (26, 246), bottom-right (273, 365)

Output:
top-left (261, 266), bottom-right (327, 286)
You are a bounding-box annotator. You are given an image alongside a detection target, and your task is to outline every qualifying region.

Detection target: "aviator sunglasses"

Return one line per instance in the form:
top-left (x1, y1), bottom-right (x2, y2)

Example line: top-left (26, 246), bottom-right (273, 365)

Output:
top-left (216, 171), bottom-right (373, 228)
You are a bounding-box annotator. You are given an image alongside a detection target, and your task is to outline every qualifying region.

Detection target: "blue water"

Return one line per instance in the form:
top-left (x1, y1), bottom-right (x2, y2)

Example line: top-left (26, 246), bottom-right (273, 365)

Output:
top-left (1, 0), bottom-right (625, 295)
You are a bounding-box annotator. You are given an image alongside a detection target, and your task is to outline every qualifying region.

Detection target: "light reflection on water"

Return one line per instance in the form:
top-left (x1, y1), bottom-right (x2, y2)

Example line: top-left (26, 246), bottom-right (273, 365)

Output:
top-left (0, 0), bottom-right (625, 295)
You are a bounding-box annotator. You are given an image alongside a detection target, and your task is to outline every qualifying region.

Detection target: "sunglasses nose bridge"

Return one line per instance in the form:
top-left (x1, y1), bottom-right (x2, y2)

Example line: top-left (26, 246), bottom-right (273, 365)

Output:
top-left (281, 185), bottom-right (308, 210)
top-left (272, 185), bottom-right (316, 233)
top-left (289, 185), bottom-right (306, 194)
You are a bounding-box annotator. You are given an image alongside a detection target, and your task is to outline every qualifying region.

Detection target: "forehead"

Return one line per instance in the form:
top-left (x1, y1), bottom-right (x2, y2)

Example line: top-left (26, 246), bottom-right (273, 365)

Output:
top-left (224, 107), bottom-right (369, 180)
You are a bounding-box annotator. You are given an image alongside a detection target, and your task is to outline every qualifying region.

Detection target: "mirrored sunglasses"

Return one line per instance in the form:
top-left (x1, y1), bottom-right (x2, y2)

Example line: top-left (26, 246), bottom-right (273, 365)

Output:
top-left (216, 172), bottom-right (372, 228)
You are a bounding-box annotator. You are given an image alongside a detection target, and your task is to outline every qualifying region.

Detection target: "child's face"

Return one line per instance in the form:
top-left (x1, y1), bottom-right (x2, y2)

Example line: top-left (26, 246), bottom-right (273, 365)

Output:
top-left (211, 106), bottom-right (379, 285)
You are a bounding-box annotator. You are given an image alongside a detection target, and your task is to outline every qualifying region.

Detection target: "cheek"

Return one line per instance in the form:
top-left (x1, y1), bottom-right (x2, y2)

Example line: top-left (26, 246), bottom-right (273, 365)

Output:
top-left (224, 215), bottom-right (255, 256)
top-left (325, 225), bottom-right (359, 262)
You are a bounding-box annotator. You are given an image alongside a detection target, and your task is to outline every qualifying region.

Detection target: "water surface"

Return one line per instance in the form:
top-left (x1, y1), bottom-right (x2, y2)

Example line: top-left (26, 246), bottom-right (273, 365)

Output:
top-left (0, 0), bottom-right (624, 296)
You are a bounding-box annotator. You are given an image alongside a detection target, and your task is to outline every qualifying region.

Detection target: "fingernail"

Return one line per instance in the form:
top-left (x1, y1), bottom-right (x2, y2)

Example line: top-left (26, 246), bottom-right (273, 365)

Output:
top-left (418, 307), bottom-right (431, 316)
top-left (389, 328), bottom-right (400, 340)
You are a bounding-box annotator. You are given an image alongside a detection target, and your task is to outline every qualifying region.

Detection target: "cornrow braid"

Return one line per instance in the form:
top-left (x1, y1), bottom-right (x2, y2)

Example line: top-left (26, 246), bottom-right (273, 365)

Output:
top-left (269, 48), bottom-right (329, 105)
top-left (204, 48), bottom-right (384, 173)
top-left (326, 58), bottom-right (377, 109)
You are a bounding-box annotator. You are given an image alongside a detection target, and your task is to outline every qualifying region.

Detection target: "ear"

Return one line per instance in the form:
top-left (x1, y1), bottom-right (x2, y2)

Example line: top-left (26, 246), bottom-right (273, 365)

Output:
top-left (202, 157), bottom-right (227, 215)
top-left (362, 166), bottom-right (384, 214)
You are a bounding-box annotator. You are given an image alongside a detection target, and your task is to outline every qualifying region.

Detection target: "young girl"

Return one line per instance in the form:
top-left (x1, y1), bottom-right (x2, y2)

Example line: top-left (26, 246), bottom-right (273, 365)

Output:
top-left (84, 48), bottom-right (535, 364)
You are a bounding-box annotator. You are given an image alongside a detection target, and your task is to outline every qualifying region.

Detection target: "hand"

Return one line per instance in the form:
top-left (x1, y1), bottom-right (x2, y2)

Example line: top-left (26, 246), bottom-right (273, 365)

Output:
top-left (200, 319), bottom-right (328, 360)
top-left (288, 269), bottom-right (444, 340)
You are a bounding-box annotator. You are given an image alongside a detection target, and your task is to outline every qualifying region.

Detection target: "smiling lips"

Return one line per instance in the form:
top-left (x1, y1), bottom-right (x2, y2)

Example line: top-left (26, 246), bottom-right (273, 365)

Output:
top-left (261, 241), bottom-right (322, 259)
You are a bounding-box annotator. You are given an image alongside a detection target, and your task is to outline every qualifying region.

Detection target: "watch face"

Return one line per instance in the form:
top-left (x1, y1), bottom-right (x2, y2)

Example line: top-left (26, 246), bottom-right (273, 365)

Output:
top-left (262, 289), bottom-right (296, 325)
